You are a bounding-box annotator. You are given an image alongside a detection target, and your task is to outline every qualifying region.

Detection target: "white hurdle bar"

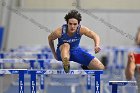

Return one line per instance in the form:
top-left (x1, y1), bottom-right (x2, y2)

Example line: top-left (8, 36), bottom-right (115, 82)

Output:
top-left (109, 81), bottom-right (137, 93)
top-left (0, 69), bottom-right (103, 93)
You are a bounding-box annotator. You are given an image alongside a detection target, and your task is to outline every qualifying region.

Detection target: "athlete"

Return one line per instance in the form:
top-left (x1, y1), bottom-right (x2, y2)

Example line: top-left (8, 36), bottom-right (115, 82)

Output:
top-left (125, 27), bottom-right (140, 92)
top-left (48, 10), bottom-right (104, 73)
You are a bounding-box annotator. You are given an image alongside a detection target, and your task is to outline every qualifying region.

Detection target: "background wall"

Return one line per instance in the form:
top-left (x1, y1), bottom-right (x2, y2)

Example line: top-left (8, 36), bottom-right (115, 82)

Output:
top-left (0, 0), bottom-right (140, 50)
top-left (7, 11), bottom-right (140, 49)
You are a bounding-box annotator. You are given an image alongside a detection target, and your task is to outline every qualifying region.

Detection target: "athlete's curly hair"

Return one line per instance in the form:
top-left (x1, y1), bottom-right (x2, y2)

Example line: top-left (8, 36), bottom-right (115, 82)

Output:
top-left (64, 10), bottom-right (82, 24)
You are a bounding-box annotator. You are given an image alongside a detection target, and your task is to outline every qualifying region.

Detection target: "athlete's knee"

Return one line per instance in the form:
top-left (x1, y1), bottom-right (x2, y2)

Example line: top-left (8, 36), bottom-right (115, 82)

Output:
top-left (128, 52), bottom-right (134, 57)
top-left (88, 58), bottom-right (105, 70)
top-left (61, 43), bottom-right (70, 48)
top-left (89, 63), bottom-right (105, 70)
top-left (60, 43), bottom-right (70, 51)
top-left (128, 52), bottom-right (135, 62)
top-left (98, 63), bottom-right (105, 70)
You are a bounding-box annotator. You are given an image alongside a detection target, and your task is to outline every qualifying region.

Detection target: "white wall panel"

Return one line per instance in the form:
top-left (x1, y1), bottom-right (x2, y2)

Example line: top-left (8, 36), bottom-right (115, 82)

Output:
top-left (21, 0), bottom-right (77, 9)
top-left (80, 0), bottom-right (140, 10)
top-left (7, 11), bottom-right (140, 49)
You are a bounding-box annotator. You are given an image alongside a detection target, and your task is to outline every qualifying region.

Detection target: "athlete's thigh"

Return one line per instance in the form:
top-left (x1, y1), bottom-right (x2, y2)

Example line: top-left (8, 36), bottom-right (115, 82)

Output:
top-left (70, 47), bottom-right (94, 66)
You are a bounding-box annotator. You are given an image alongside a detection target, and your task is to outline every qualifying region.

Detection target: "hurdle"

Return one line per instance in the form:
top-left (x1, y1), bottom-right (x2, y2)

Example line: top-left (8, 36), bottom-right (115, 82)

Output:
top-left (0, 59), bottom-right (49, 93)
top-left (109, 81), bottom-right (137, 93)
top-left (0, 69), bottom-right (103, 93)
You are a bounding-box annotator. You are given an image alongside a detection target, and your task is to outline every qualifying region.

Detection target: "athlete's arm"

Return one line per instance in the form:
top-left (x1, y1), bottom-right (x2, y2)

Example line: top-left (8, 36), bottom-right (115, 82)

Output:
top-left (125, 53), bottom-right (136, 80)
top-left (48, 27), bottom-right (61, 59)
top-left (80, 26), bottom-right (101, 53)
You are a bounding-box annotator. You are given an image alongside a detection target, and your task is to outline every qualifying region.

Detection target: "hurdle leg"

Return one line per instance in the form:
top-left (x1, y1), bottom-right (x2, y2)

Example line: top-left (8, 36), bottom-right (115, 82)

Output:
top-left (38, 60), bottom-right (45, 93)
top-left (39, 74), bottom-right (45, 93)
top-left (30, 71), bottom-right (36, 93)
top-left (113, 49), bottom-right (119, 68)
top-left (111, 84), bottom-right (118, 93)
top-left (120, 50), bottom-right (125, 69)
top-left (0, 75), bottom-right (3, 93)
top-left (87, 75), bottom-right (91, 93)
top-left (19, 70), bottom-right (25, 93)
top-left (94, 71), bottom-right (102, 93)
top-left (29, 60), bottom-right (35, 69)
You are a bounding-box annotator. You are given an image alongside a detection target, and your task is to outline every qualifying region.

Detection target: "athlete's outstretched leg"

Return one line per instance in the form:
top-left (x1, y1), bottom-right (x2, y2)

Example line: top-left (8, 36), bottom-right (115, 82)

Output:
top-left (87, 58), bottom-right (105, 70)
top-left (59, 43), bottom-right (70, 73)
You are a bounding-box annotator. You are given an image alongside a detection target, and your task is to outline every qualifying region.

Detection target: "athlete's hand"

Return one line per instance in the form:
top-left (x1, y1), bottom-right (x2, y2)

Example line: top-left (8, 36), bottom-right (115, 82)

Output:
top-left (94, 46), bottom-right (101, 54)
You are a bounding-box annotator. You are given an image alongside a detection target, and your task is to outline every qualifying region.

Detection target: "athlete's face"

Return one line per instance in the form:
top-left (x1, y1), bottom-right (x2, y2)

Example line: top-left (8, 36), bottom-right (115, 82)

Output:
top-left (67, 18), bottom-right (79, 34)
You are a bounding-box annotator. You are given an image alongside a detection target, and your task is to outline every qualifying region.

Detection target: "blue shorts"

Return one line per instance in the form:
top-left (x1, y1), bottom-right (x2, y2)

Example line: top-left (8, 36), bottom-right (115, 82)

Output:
top-left (56, 47), bottom-right (95, 66)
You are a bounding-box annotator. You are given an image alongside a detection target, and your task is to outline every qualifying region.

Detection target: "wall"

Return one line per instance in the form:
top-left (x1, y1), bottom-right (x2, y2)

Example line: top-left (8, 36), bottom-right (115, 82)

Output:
top-left (6, 10), bottom-right (140, 49)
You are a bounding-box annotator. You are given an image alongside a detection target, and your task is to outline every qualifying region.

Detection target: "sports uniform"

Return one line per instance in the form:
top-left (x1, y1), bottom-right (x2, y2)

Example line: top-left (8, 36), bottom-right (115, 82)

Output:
top-left (56, 24), bottom-right (95, 66)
